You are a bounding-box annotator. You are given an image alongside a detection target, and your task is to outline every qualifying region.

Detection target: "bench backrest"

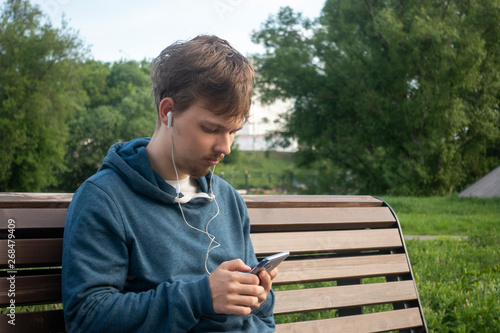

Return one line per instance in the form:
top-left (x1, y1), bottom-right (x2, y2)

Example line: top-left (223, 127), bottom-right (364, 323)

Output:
top-left (0, 193), bottom-right (427, 332)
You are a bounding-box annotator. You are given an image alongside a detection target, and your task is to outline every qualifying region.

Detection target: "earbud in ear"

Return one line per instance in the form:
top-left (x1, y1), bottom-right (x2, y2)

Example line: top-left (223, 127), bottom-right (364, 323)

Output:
top-left (167, 111), bottom-right (172, 128)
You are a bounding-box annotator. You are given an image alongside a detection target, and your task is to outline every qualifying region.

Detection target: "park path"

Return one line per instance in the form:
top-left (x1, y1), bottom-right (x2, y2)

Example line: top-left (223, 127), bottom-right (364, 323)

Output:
top-left (404, 235), bottom-right (468, 240)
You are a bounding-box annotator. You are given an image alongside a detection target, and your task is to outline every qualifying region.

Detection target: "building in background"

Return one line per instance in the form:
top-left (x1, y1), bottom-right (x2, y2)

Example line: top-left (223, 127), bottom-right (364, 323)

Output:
top-left (235, 98), bottom-right (297, 152)
top-left (459, 165), bottom-right (500, 198)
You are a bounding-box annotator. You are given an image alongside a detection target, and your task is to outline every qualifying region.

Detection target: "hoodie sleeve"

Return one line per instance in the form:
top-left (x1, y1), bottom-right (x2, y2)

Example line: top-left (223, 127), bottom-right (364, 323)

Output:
top-left (62, 182), bottom-right (213, 333)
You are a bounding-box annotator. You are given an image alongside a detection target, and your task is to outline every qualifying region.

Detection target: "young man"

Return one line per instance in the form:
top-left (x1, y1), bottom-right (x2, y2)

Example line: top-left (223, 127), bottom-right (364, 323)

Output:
top-left (62, 35), bottom-right (277, 332)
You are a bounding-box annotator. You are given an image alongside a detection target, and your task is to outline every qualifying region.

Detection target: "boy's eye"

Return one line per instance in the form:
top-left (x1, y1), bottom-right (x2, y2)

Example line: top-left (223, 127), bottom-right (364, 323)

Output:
top-left (203, 126), bottom-right (217, 133)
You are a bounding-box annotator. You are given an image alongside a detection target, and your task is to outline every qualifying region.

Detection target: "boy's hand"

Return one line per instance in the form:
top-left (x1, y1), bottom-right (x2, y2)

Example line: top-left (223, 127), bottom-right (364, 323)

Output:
top-left (208, 259), bottom-right (277, 315)
top-left (254, 267), bottom-right (277, 310)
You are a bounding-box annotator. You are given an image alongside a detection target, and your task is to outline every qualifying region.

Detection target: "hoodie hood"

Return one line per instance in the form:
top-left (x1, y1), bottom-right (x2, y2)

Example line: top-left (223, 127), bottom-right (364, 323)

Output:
top-left (98, 138), bottom-right (212, 204)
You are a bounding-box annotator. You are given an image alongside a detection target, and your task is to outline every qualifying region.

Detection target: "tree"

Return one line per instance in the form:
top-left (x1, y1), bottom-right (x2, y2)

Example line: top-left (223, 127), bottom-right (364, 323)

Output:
top-left (0, 0), bottom-right (85, 191)
top-left (59, 60), bottom-right (156, 191)
top-left (252, 1), bottom-right (500, 195)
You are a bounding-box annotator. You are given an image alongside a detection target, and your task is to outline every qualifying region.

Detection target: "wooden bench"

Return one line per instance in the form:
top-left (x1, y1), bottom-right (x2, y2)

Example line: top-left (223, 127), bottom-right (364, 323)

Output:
top-left (0, 193), bottom-right (428, 332)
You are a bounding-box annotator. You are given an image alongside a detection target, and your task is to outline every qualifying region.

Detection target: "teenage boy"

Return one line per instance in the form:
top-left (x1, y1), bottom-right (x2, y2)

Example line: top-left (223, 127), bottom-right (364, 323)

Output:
top-left (62, 35), bottom-right (277, 332)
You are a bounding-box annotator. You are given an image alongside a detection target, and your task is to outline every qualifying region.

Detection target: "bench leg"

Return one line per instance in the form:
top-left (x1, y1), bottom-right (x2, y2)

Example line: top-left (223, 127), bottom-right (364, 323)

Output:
top-left (337, 278), bottom-right (363, 316)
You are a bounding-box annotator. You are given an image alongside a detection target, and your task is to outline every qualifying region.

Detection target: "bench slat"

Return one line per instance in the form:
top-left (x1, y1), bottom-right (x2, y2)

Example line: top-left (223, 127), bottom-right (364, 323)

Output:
top-left (274, 253), bottom-right (410, 284)
top-left (0, 209), bottom-right (67, 230)
top-left (0, 239), bottom-right (62, 268)
top-left (274, 280), bottom-right (418, 314)
top-left (243, 195), bottom-right (384, 208)
top-left (0, 193), bottom-right (72, 209)
top-left (1, 206), bottom-right (396, 232)
top-left (248, 207), bottom-right (396, 232)
top-left (0, 309), bottom-right (65, 333)
top-left (275, 307), bottom-right (423, 333)
top-left (0, 194), bottom-right (383, 209)
top-left (0, 274), bottom-right (61, 307)
top-left (251, 229), bottom-right (402, 255)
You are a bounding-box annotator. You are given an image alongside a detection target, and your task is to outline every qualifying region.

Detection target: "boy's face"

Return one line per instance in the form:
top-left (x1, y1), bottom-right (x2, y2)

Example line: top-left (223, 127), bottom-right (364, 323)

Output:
top-left (169, 102), bottom-right (243, 179)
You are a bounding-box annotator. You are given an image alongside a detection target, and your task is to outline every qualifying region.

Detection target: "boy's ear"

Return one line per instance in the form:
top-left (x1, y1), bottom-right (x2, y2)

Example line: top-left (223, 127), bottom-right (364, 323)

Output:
top-left (158, 98), bottom-right (175, 126)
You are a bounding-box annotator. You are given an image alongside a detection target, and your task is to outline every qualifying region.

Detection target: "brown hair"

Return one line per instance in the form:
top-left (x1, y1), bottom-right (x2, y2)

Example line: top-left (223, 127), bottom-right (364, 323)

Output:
top-left (151, 35), bottom-right (254, 126)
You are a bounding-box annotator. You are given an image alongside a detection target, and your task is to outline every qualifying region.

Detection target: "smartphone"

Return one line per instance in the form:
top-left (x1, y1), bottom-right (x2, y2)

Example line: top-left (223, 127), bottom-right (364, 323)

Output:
top-left (249, 251), bottom-right (290, 275)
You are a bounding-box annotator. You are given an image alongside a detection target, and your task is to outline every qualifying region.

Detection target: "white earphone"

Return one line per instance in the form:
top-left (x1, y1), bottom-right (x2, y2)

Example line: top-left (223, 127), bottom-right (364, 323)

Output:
top-left (167, 111), bottom-right (173, 128)
top-left (166, 110), bottom-right (220, 274)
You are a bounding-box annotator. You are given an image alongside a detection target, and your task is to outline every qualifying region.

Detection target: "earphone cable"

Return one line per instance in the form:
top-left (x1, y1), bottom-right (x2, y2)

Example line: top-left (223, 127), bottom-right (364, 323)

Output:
top-left (168, 126), bottom-right (181, 199)
top-left (169, 123), bottom-right (220, 275)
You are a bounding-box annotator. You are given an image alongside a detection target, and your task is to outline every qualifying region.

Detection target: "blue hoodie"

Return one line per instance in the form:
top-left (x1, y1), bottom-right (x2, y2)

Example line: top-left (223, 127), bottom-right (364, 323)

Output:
top-left (62, 138), bottom-right (275, 332)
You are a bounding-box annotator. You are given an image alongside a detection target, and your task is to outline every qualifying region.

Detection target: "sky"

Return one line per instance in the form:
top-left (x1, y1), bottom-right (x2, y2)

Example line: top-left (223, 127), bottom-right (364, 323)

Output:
top-left (24, 0), bottom-right (326, 63)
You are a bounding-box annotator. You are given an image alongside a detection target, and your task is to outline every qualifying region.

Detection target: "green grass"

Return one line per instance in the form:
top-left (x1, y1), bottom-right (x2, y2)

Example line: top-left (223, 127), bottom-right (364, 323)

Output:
top-left (381, 195), bottom-right (500, 236)
top-left (408, 235), bottom-right (500, 332)
top-left (274, 195), bottom-right (500, 332)
top-left (379, 195), bottom-right (500, 332)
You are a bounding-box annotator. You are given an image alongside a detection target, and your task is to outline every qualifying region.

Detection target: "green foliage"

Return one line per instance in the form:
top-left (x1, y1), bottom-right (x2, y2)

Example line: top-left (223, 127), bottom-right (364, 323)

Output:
top-left (252, 1), bottom-right (500, 196)
top-left (0, 0), bottom-right (85, 191)
top-left (0, 1), bottom-right (158, 192)
top-left (59, 60), bottom-right (156, 191)
top-left (292, 158), bottom-right (358, 194)
top-left (219, 142), bottom-right (241, 165)
top-left (215, 150), bottom-right (294, 191)
top-left (2, 0), bottom-right (499, 196)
